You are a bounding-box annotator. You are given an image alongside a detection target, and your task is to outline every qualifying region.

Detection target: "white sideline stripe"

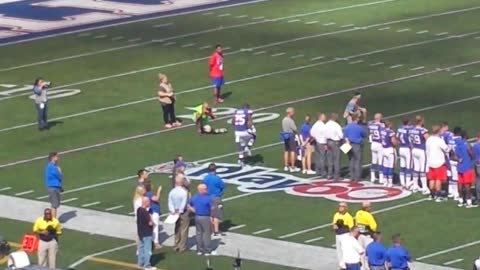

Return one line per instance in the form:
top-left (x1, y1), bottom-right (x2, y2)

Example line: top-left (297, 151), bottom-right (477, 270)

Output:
top-left (417, 240), bottom-right (480, 260)
top-left (228, 224), bottom-right (246, 231)
top-left (290, 54), bottom-right (304, 59)
top-left (61, 197), bottom-right (78, 204)
top-left (199, 45), bottom-right (212, 50)
top-left (3, 57), bottom-right (480, 169)
top-left (349, 60), bottom-right (364, 64)
top-left (443, 259), bottom-right (464, 265)
top-left (389, 64), bottom-right (403, 69)
top-left (305, 21), bottom-right (318, 25)
top-left (370, 62), bottom-right (384, 66)
top-left (0, 187), bottom-right (12, 192)
top-left (163, 41), bottom-right (176, 46)
top-left (93, 35), bottom-right (107, 39)
top-left (236, 15), bottom-right (248, 18)
top-left (451, 71), bottom-right (467, 76)
top-left (69, 243), bottom-right (136, 268)
top-left (278, 198), bottom-right (429, 239)
top-left (105, 205), bottom-right (124, 211)
top-left (15, 190), bottom-right (34, 196)
top-left (252, 228), bottom-right (272, 235)
top-left (181, 43), bottom-right (195, 48)
top-left (341, 24), bottom-right (355, 28)
top-left (1, 0), bottom-right (473, 74)
top-left (474, 74), bottom-right (480, 78)
top-left (218, 13), bottom-right (231, 17)
top-left (304, 237), bottom-right (324, 243)
top-left (82, 201), bottom-right (101, 207)
top-left (253, 50), bottom-right (266, 55)
top-left (378, 27), bottom-right (390, 31)
top-left (417, 30), bottom-right (429, 34)
top-left (411, 66), bottom-right (425, 71)
top-left (310, 56), bottom-right (324, 61)
top-left (396, 28), bottom-right (410, 33)
top-left (323, 22), bottom-right (335, 26)
top-left (29, 84), bottom-right (480, 199)
top-left (111, 36), bottom-right (124, 41)
top-left (252, 16), bottom-right (265, 20)
top-left (436, 32), bottom-right (449, 36)
top-left (271, 52), bottom-right (286, 57)
top-left (153, 22), bottom-right (173, 28)
top-left (287, 19), bottom-right (300, 23)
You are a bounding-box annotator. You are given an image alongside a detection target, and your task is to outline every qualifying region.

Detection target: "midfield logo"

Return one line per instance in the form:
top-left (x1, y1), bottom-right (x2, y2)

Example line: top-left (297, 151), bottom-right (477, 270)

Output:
top-left (146, 162), bottom-right (412, 202)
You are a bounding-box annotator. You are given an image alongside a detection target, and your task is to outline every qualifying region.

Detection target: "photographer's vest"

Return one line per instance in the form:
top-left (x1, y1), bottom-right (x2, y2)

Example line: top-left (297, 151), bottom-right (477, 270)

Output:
top-left (33, 86), bottom-right (47, 104)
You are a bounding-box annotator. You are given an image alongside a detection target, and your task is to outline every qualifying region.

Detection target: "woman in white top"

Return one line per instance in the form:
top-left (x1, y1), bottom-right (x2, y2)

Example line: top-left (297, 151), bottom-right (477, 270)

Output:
top-left (158, 73), bottom-right (181, 129)
top-left (132, 185), bottom-right (145, 255)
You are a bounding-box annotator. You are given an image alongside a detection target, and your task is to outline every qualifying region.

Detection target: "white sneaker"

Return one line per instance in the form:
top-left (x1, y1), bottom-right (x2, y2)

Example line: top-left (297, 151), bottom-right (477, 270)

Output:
top-left (422, 189), bottom-right (430, 195)
top-left (290, 167), bottom-right (300, 172)
top-left (197, 251), bottom-right (203, 256)
top-left (145, 267), bottom-right (157, 270)
top-left (457, 203), bottom-right (465, 208)
top-left (307, 170), bottom-right (316, 175)
top-left (302, 170), bottom-right (307, 174)
top-left (435, 197), bottom-right (443, 202)
top-left (283, 166), bottom-right (289, 171)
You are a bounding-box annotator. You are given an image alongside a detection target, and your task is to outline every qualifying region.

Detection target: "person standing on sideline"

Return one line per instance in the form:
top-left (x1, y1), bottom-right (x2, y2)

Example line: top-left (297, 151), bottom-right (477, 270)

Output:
top-left (426, 125), bottom-right (449, 202)
top-left (366, 232), bottom-right (387, 270)
top-left (455, 130), bottom-right (477, 208)
top-left (144, 182), bottom-right (162, 249)
top-left (209, 44), bottom-right (225, 103)
top-left (132, 185), bottom-right (146, 256)
top-left (368, 113), bottom-right (385, 184)
top-left (203, 163), bottom-right (225, 236)
top-left (344, 115), bottom-right (367, 181)
top-left (332, 202), bottom-right (354, 270)
top-left (299, 115), bottom-right (315, 175)
top-left (137, 197), bottom-right (156, 270)
top-left (343, 93), bottom-right (367, 124)
top-left (310, 113), bottom-right (328, 177)
top-left (473, 133), bottom-right (480, 202)
top-left (281, 107), bottom-right (300, 172)
top-left (386, 234), bottom-right (411, 270)
top-left (410, 115), bottom-right (430, 194)
top-left (355, 201), bottom-right (378, 269)
top-left (342, 226), bottom-right (364, 270)
top-left (168, 175), bottom-right (190, 252)
top-left (137, 169), bottom-right (149, 187)
top-left (326, 113), bottom-right (344, 180)
top-left (32, 78), bottom-right (50, 130)
top-left (45, 152), bottom-right (63, 218)
top-left (188, 184), bottom-right (216, 256)
top-left (396, 117), bottom-right (413, 190)
top-left (33, 208), bottom-right (62, 269)
top-left (158, 73), bottom-right (181, 129)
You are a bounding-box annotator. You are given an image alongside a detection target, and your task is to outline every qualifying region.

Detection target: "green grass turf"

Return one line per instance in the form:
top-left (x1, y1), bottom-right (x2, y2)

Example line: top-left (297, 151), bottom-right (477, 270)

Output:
top-left (2, 0), bottom-right (480, 269)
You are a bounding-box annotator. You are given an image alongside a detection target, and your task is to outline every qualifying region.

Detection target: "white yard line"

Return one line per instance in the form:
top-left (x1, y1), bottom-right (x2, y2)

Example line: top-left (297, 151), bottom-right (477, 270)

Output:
top-left (323, 22), bottom-right (336, 26)
top-left (474, 74), bottom-right (480, 78)
top-left (252, 228), bottom-right (272, 235)
top-left (417, 240), bottom-right (480, 260)
top-left (69, 243), bottom-right (136, 268)
top-left (310, 56), bottom-right (324, 61)
top-left (14, 190), bottom-right (34, 196)
top-left (389, 64), bottom-right (404, 69)
top-left (443, 259), bottom-right (464, 266)
top-left (349, 60), bottom-right (364, 64)
top-left (217, 13), bottom-right (231, 17)
top-left (341, 24), bottom-right (355, 28)
top-left (252, 50), bottom-right (266, 55)
top-left (305, 21), bottom-right (318, 25)
top-left (153, 22), bottom-right (173, 28)
top-left (252, 16), bottom-right (265, 20)
top-left (3, 59), bottom-right (480, 170)
top-left (105, 205), bottom-right (125, 211)
top-left (61, 197), bottom-right (79, 204)
top-left (378, 27), bottom-right (390, 31)
top-left (370, 62), bottom-right (384, 66)
top-left (411, 66), bottom-right (425, 71)
top-left (82, 201), bottom-right (101, 207)
top-left (271, 52), bottom-right (286, 57)
top-left (436, 32), bottom-right (449, 36)
top-left (128, 38), bottom-right (142, 42)
top-left (163, 41), bottom-right (176, 46)
top-left (290, 54), bottom-right (305, 59)
top-left (228, 224), bottom-right (246, 231)
top-left (278, 198), bottom-right (429, 239)
top-left (417, 30), bottom-right (429, 34)
top-left (287, 19), bottom-right (300, 23)
top-left (181, 43), bottom-right (195, 48)
top-left (396, 28), bottom-right (411, 33)
top-left (199, 45), bottom-right (212, 50)
top-left (451, 71), bottom-right (467, 76)
top-left (0, 0), bottom-right (469, 73)
top-left (111, 36), bottom-right (124, 41)
top-left (235, 15), bottom-right (248, 19)
top-left (0, 187), bottom-right (12, 192)
top-left (304, 237), bottom-right (324, 243)
top-left (93, 35), bottom-right (107, 39)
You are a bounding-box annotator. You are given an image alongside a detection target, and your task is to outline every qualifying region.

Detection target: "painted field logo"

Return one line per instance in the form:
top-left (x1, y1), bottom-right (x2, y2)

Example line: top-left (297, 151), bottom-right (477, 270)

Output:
top-left (146, 162), bottom-right (411, 203)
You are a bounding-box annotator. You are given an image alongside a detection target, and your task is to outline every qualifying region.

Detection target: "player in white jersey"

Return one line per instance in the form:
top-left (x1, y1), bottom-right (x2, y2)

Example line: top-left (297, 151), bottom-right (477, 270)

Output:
top-left (410, 116), bottom-right (430, 194)
top-left (396, 117), bottom-right (413, 189)
top-left (232, 104), bottom-right (254, 167)
top-left (367, 113), bottom-right (385, 184)
top-left (380, 120), bottom-right (398, 187)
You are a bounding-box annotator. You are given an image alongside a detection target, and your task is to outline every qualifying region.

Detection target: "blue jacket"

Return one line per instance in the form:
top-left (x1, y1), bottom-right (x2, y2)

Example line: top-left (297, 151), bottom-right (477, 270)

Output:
top-left (45, 162), bottom-right (62, 188)
top-left (203, 173), bottom-right (225, 198)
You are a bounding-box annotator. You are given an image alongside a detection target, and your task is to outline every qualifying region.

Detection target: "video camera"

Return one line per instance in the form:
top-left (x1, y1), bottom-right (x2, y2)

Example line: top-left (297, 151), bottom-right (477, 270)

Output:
top-left (42, 81), bottom-right (52, 89)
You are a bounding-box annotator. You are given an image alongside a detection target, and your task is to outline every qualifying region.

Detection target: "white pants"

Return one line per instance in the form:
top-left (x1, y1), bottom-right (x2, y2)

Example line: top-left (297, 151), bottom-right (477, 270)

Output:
top-left (152, 212), bottom-right (160, 244)
top-left (370, 142), bottom-right (383, 168)
top-left (358, 234), bottom-right (373, 270)
top-left (412, 148), bottom-right (427, 173)
top-left (382, 148), bottom-right (396, 169)
top-left (398, 147), bottom-right (412, 170)
top-left (335, 233), bottom-right (349, 269)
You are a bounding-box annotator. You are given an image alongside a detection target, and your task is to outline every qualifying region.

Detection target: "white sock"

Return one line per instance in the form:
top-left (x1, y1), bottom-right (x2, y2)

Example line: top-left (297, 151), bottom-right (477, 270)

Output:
top-left (399, 172), bottom-right (405, 187)
top-left (467, 199), bottom-right (472, 205)
top-left (379, 172), bottom-right (385, 184)
top-left (370, 171), bottom-right (376, 182)
top-left (420, 176), bottom-right (427, 190)
top-left (387, 176), bottom-right (393, 186)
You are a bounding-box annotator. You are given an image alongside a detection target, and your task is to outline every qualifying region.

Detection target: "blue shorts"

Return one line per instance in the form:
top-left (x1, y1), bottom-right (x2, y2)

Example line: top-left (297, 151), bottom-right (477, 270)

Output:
top-left (211, 77), bottom-right (224, 89)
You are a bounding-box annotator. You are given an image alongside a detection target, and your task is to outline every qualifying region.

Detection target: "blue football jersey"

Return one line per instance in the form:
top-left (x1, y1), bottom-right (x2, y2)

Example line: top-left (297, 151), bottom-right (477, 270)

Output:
top-left (233, 108), bottom-right (252, 132)
top-left (396, 125), bottom-right (412, 147)
top-left (409, 126), bottom-right (428, 150)
top-left (456, 138), bottom-right (473, 173)
top-left (368, 121), bottom-right (384, 144)
top-left (381, 127), bottom-right (395, 148)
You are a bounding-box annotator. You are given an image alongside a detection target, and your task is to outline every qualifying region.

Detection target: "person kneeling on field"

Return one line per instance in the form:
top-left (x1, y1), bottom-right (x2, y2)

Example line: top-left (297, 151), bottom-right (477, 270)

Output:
top-left (193, 102), bottom-right (227, 134)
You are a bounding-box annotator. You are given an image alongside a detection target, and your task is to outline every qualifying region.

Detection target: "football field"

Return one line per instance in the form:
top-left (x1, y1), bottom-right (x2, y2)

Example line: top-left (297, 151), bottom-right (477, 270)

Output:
top-left (1, 0), bottom-right (480, 269)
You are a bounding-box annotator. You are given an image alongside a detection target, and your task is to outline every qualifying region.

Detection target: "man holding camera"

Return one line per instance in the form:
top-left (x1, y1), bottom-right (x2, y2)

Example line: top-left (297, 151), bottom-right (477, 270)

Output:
top-left (33, 208), bottom-right (62, 269)
top-left (33, 78), bottom-right (51, 131)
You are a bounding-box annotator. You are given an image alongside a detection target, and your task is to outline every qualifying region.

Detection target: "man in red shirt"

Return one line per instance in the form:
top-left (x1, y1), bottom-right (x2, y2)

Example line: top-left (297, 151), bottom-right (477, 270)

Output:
top-left (209, 44), bottom-right (225, 103)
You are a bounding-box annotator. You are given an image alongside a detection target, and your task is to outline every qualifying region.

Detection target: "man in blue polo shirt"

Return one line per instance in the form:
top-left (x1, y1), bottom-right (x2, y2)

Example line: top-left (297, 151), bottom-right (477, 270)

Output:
top-left (343, 115), bottom-right (367, 181)
top-left (45, 152), bottom-right (63, 218)
top-left (386, 234), bottom-right (411, 270)
top-left (189, 184), bottom-right (216, 256)
top-left (203, 163), bottom-right (225, 236)
top-left (366, 232), bottom-right (387, 270)
top-left (473, 134), bottom-right (480, 202)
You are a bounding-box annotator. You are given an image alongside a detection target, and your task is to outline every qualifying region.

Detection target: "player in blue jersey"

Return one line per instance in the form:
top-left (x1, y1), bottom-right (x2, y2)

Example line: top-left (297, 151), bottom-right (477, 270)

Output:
top-left (232, 104), bottom-right (254, 167)
top-left (410, 116), bottom-right (430, 194)
top-left (455, 130), bottom-right (477, 208)
top-left (440, 122), bottom-right (454, 200)
top-left (445, 125), bottom-right (462, 200)
top-left (368, 113), bottom-right (385, 184)
top-left (396, 117), bottom-right (413, 189)
top-left (380, 120), bottom-right (398, 187)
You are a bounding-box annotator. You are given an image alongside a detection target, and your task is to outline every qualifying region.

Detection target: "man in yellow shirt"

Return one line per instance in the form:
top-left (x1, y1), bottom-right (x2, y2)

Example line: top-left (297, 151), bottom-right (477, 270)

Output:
top-left (33, 208), bottom-right (62, 269)
top-left (332, 202), bottom-right (354, 270)
top-left (355, 201), bottom-right (378, 270)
